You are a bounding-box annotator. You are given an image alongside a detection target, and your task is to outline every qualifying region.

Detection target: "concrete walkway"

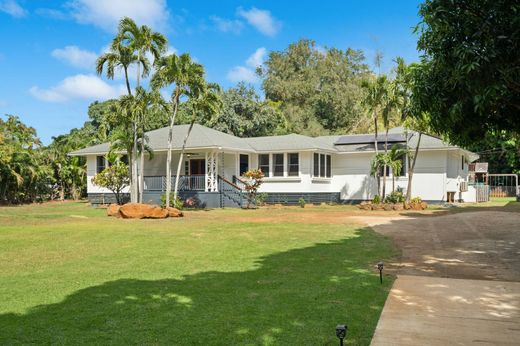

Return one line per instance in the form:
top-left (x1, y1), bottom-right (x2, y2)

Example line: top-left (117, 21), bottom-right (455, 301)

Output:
top-left (362, 211), bottom-right (520, 345)
top-left (371, 276), bottom-right (520, 345)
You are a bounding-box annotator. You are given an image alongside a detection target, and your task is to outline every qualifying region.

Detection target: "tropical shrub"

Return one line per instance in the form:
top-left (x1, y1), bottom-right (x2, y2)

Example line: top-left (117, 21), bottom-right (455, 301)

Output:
top-left (298, 197), bottom-right (306, 208)
top-left (160, 193), bottom-right (184, 209)
top-left (372, 195), bottom-right (381, 204)
top-left (91, 161), bottom-right (130, 205)
top-left (410, 196), bottom-right (423, 204)
top-left (384, 191), bottom-right (405, 204)
top-left (255, 192), bottom-right (268, 206)
top-left (243, 169), bottom-right (265, 208)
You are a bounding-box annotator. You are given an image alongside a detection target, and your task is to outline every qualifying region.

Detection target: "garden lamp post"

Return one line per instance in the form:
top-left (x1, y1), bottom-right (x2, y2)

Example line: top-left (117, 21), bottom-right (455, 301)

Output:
top-left (336, 324), bottom-right (347, 346)
top-left (377, 262), bottom-right (384, 284)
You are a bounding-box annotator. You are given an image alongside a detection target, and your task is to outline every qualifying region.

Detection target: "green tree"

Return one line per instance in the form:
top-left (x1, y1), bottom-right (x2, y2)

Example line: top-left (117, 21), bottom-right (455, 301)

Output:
top-left (96, 43), bottom-right (140, 96)
top-left (362, 75), bottom-right (392, 196)
top-left (151, 53), bottom-right (205, 207)
top-left (173, 82), bottom-right (222, 201)
top-left (115, 17), bottom-right (167, 203)
top-left (0, 115), bottom-right (51, 203)
top-left (91, 158), bottom-right (130, 205)
top-left (412, 0), bottom-right (520, 146)
top-left (197, 83), bottom-right (286, 137)
top-left (260, 39), bottom-right (370, 135)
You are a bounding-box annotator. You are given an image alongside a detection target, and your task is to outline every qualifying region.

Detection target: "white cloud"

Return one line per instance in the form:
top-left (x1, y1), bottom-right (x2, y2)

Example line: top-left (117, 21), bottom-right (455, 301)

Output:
top-left (226, 66), bottom-right (258, 84)
top-left (227, 48), bottom-right (266, 84)
top-left (68, 0), bottom-right (169, 32)
top-left (52, 46), bottom-right (98, 70)
top-left (237, 7), bottom-right (281, 37)
top-left (36, 8), bottom-right (68, 20)
top-left (0, 0), bottom-right (27, 18)
top-left (210, 15), bottom-right (243, 34)
top-left (246, 47), bottom-right (266, 68)
top-left (30, 74), bottom-right (125, 103)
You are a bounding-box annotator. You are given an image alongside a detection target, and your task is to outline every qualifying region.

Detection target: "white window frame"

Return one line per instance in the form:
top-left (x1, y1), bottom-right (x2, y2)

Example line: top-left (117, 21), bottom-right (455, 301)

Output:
top-left (287, 152), bottom-right (300, 177)
top-left (312, 152), bottom-right (332, 179)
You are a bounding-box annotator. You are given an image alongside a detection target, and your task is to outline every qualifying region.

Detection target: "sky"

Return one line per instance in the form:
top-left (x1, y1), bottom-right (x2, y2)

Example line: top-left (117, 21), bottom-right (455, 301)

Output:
top-left (0, 0), bottom-right (423, 144)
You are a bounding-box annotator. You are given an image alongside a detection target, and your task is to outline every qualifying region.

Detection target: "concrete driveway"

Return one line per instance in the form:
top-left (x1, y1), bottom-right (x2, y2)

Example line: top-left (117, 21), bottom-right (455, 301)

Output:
top-left (355, 211), bottom-right (520, 346)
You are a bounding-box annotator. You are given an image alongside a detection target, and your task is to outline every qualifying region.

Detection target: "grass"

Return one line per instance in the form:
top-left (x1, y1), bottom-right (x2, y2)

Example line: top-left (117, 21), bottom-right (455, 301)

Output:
top-left (0, 202), bottom-right (397, 345)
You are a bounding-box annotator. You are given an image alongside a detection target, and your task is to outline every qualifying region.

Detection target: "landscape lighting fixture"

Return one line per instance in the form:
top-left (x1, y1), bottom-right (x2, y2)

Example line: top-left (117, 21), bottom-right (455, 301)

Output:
top-left (336, 324), bottom-right (347, 346)
top-left (377, 262), bottom-right (384, 284)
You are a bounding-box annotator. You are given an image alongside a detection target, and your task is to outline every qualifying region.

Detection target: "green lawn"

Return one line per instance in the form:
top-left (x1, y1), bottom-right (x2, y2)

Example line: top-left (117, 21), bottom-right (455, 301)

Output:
top-left (0, 202), bottom-right (397, 345)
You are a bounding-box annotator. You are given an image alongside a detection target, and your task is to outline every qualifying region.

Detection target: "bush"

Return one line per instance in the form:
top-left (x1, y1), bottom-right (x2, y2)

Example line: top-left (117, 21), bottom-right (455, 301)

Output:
top-left (372, 195), bottom-right (381, 204)
top-left (410, 196), bottom-right (423, 204)
top-left (160, 193), bottom-right (184, 209)
top-left (298, 197), bottom-right (306, 208)
top-left (255, 192), bottom-right (268, 206)
top-left (384, 191), bottom-right (405, 204)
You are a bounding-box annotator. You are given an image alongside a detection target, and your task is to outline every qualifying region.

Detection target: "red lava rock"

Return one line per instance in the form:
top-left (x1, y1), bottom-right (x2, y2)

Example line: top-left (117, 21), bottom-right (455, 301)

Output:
top-left (107, 204), bottom-right (121, 217)
top-left (166, 207), bottom-right (184, 217)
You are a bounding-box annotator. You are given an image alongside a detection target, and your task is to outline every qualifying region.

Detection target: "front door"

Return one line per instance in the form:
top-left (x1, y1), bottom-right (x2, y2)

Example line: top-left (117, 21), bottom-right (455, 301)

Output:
top-left (190, 159), bottom-right (206, 175)
top-left (189, 159), bottom-right (205, 190)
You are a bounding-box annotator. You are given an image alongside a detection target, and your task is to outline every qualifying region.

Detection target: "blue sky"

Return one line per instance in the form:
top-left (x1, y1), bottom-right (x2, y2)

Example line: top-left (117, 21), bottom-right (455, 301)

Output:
top-left (0, 0), bottom-right (423, 143)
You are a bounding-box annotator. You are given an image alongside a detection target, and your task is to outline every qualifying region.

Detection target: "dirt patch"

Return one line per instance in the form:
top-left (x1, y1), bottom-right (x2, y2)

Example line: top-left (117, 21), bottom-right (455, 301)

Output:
top-left (353, 211), bottom-right (520, 282)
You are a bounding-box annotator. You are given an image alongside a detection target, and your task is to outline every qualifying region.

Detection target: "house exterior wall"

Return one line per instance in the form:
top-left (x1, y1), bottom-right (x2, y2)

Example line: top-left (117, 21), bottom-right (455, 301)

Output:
top-left (87, 148), bottom-right (468, 204)
top-left (330, 150), bottom-right (449, 202)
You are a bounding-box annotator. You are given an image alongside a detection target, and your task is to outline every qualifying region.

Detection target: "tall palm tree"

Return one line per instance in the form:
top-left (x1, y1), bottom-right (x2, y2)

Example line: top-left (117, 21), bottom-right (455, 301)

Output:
top-left (115, 17), bottom-right (167, 203)
top-left (362, 75), bottom-right (390, 197)
top-left (173, 82), bottom-right (222, 202)
top-left (96, 43), bottom-right (142, 96)
top-left (387, 145), bottom-right (408, 193)
top-left (151, 53), bottom-right (205, 207)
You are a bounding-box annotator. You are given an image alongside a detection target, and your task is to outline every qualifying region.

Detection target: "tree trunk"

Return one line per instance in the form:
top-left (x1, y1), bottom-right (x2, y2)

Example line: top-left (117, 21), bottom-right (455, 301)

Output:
top-left (165, 92), bottom-right (180, 208)
top-left (124, 67), bottom-right (132, 96)
top-left (131, 120), bottom-right (139, 203)
top-left (173, 120), bottom-right (195, 202)
top-left (373, 110), bottom-right (380, 196)
top-left (382, 129), bottom-right (389, 199)
top-left (406, 132), bottom-right (422, 202)
top-left (382, 164), bottom-right (387, 199)
top-left (131, 51), bottom-right (142, 203)
top-left (139, 122), bottom-right (145, 203)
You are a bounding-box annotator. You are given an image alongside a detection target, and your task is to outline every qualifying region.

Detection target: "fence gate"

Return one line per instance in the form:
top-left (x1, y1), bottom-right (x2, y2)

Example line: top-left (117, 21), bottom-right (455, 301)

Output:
top-left (488, 174), bottom-right (519, 198)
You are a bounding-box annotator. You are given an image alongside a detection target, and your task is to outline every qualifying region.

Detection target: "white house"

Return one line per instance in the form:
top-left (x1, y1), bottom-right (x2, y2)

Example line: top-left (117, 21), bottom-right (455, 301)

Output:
top-left (70, 124), bottom-right (479, 207)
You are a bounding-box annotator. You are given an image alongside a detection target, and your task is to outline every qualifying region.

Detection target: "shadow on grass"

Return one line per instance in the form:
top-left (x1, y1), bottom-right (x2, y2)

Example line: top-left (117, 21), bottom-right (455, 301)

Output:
top-left (0, 228), bottom-right (394, 345)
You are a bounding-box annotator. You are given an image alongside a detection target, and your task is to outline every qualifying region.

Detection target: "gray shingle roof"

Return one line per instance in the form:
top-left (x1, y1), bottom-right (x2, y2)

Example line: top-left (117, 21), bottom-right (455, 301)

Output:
top-left (244, 134), bottom-right (335, 152)
top-left (70, 123), bottom-right (474, 157)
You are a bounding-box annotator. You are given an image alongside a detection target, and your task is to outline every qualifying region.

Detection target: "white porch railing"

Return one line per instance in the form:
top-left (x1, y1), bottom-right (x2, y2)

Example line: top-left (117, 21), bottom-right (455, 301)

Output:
top-left (143, 175), bottom-right (206, 192)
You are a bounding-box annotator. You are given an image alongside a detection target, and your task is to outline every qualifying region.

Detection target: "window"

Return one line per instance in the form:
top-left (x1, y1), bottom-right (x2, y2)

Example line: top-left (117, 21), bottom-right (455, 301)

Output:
top-left (461, 155), bottom-right (465, 170)
top-left (313, 153), bottom-right (319, 176)
top-left (326, 155), bottom-right (331, 178)
top-left (273, 154), bottom-right (284, 177)
top-left (319, 154), bottom-right (326, 177)
top-left (313, 153), bottom-right (332, 178)
top-left (239, 154), bottom-right (249, 176)
top-left (259, 154), bottom-right (270, 177)
top-left (96, 155), bottom-right (106, 173)
top-left (288, 153), bottom-right (299, 176)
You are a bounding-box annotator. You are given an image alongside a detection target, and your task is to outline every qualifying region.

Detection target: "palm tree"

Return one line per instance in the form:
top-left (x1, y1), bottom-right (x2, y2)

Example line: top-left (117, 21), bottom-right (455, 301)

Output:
top-left (362, 75), bottom-right (390, 197)
top-left (115, 17), bottom-right (167, 203)
top-left (387, 145), bottom-right (408, 193)
top-left (96, 43), bottom-right (141, 96)
top-left (172, 82), bottom-right (222, 202)
top-left (151, 53), bottom-right (205, 207)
